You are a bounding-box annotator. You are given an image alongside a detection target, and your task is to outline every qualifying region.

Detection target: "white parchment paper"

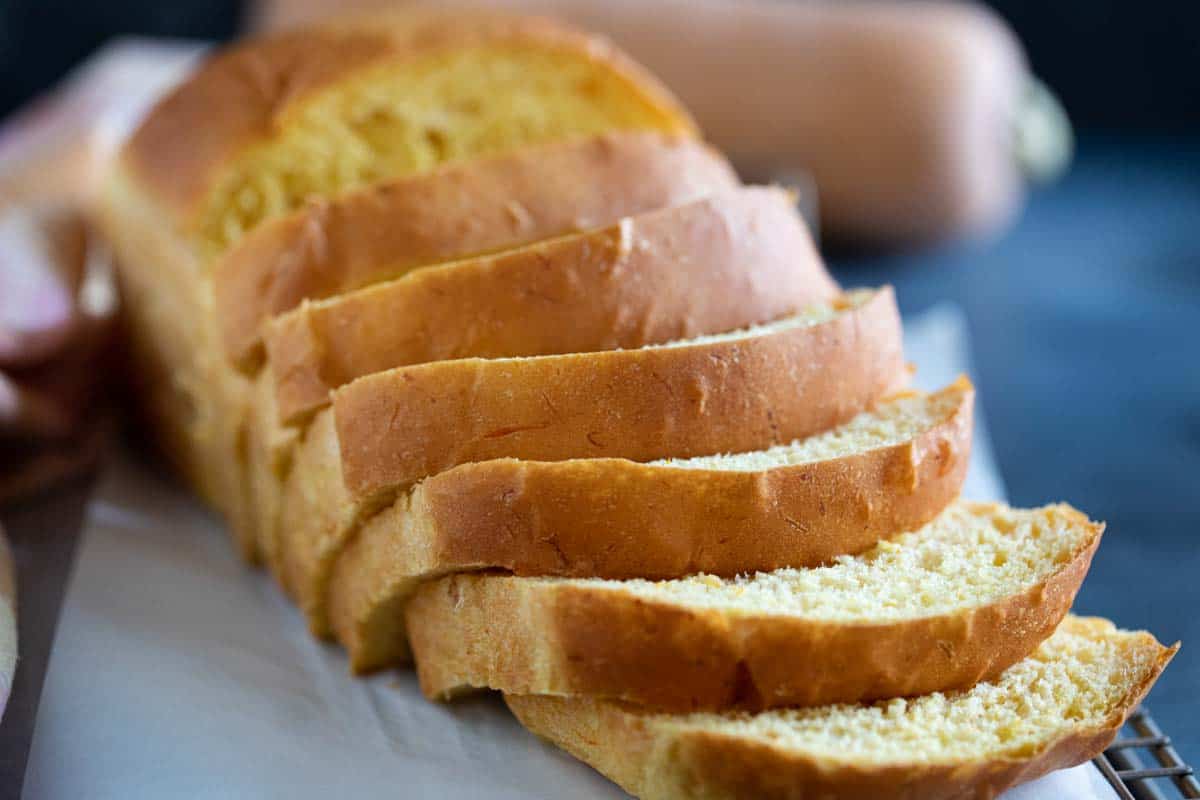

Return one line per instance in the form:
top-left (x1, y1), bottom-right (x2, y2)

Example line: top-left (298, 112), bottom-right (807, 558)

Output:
top-left (22, 307), bottom-right (1119, 798)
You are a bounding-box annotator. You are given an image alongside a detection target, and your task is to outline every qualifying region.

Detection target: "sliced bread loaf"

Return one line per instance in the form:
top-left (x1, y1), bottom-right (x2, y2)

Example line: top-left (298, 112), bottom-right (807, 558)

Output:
top-left (330, 379), bottom-right (973, 672)
top-left (506, 616), bottom-right (1176, 800)
top-left (217, 132), bottom-right (738, 368)
top-left (407, 501), bottom-right (1101, 711)
top-left (262, 185), bottom-right (837, 425)
top-left (279, 288), bottom-right (906, 635)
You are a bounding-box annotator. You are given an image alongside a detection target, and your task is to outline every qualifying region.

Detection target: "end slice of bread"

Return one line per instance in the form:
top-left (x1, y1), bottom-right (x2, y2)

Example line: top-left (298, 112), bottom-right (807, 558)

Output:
top-left (330, 378), bottom-right (973, 673)
top-left (506, 616), bottom-right (1177, 800)
top-left (125, 10), bottom-right (696, 258)
top-left (407, 501), bottom-right (1102, 711)
top-left (261, 185), bottom-right (837, 425)
top-left (279, 288), bottom-right (905, 637)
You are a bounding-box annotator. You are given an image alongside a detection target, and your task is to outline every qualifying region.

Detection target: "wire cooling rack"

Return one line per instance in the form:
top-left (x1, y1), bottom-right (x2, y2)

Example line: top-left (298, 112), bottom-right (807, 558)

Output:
top-left (1094, 707), bottom-right (1199, 799)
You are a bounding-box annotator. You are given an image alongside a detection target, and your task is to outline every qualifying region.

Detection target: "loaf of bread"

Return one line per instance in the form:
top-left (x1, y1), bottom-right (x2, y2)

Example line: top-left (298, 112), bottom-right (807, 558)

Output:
top-left (330, 379), bottom-right (973, 672)
top-left (279, 289), bottom-right (905, 635)
top-left (407, 501), bottom-right (1100, 711)
top-left (99, 12), bottom-right (1175, 798)
top-left (506, 617), bottom-right (1176, 800)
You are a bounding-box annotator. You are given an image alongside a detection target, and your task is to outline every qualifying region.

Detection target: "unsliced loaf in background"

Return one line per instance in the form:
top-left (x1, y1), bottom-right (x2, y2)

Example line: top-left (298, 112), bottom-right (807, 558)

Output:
top-left (254, 0), bottom-right (1059, 247)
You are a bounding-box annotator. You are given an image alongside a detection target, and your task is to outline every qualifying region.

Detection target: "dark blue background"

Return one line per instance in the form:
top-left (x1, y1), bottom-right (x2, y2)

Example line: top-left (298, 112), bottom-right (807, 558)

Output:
top-left (1, 0), bottom-right (1197, 768)
top-left (1, 1), bottom-right (1198, 132)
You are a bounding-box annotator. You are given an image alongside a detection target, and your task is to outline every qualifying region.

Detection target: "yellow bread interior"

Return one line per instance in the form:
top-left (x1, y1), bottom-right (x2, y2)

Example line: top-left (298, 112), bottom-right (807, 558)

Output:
top-left (203, 46), bottom-right (692, 256)
top-left (538, 501), bottom-right (1099, 621)
top-left (650, 289), bottom-right (867, 349)
top-left (712, 617), bottom-right (1167, 762)
top-left (653, 378), bottom-right (968, 472)
top-left (510, 616), bottom-right (1176, 767)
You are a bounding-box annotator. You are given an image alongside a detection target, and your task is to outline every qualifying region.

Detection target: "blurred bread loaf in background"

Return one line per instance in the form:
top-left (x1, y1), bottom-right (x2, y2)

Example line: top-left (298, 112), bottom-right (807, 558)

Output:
top-left (254, 0), bottom-right (1073, 247)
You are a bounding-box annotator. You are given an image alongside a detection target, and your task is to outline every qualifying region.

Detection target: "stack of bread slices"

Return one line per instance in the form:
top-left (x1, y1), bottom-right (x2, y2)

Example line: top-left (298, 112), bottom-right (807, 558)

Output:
top-left (97, 10), bottom-right (1176, 799)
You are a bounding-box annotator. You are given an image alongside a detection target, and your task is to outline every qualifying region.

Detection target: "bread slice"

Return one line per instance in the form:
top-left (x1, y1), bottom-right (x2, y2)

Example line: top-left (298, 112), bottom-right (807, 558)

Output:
top-left (278, 288), bottom-right (906, 635)
top-left (334, 288), bottom-right (903, 505)
top-left (217, 132), bottom-right (738, 368)
top-left (505, 616), bottom-right (1176, 800)
top-left (407, 501), bottom-right (1101, 711)
top-left (99, 171), bottom-right (265, 558)
top-left (262, 185), bottom-right (838, 425)
top-left (123, 10), bottom-right (695, 260)
top-left (330, 379), bottom-right (974, 673)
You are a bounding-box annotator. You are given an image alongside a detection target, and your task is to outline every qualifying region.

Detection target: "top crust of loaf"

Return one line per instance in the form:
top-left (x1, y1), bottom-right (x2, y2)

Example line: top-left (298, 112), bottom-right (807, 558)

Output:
top-left (121, 10), bottom-right (695, 247)
top-left (218, 132), bottom-right (739, 369)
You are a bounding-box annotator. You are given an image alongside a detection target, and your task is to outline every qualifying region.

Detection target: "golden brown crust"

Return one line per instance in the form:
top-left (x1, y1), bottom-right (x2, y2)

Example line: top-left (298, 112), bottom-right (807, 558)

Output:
top-left (123, 10), bottom-right (694, 231)
top-left (95, 168), bottom-right (260, 560)
top-left (263, 184), bottom-right (836, 424)
top-left (282, 289), bottom-right (903, 637)
top-left (328, 380), bottom-right (973, 673)
top-left (222, 132), bottom-right (738, 369)
top-left (334, 288), bottom-right (905, 505)
top-left (405, 504), bottom-right (1102, 712)
top-left (244, 371), bottom-right (297, 578)
top-left (277, 409), bottom-right (355, 606)
top-left (504, 625), bottom-right (1175, 800)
